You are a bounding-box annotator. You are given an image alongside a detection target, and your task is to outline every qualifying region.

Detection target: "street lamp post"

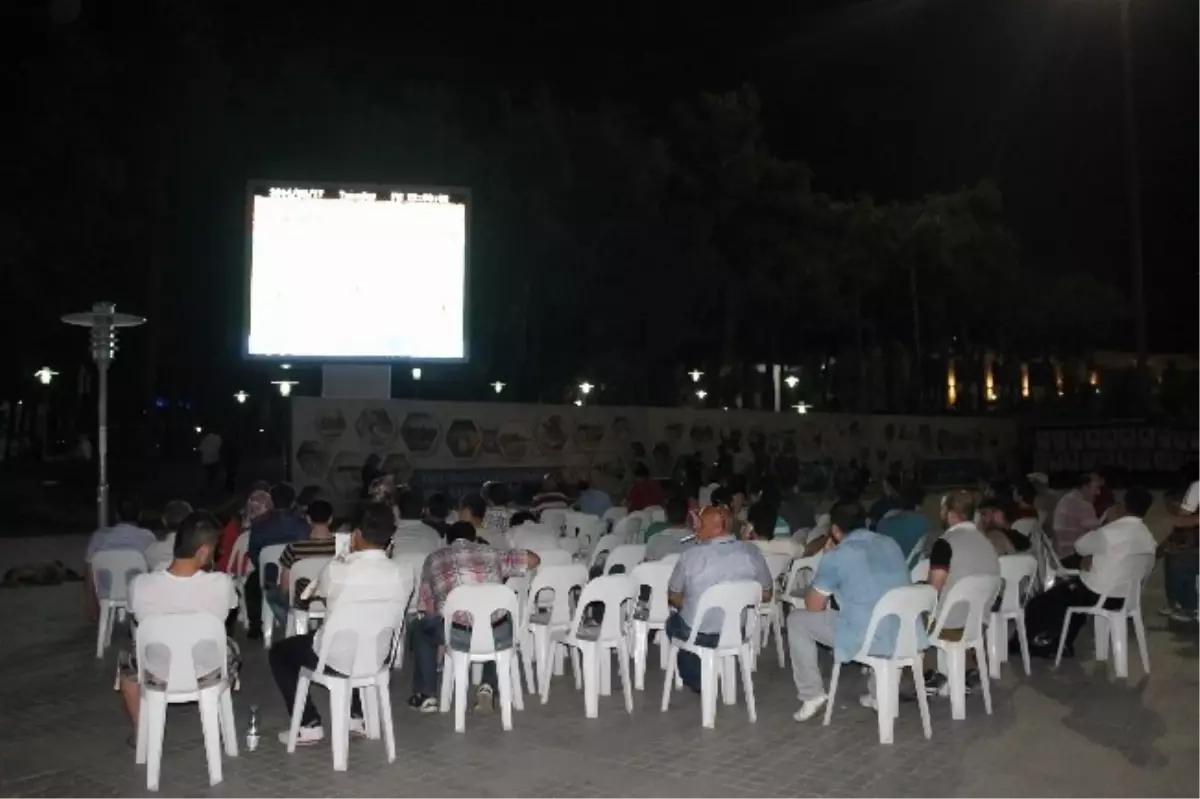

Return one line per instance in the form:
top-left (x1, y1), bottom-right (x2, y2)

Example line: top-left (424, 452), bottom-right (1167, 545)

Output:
top-left (1117, 0), bottom-right (1148, 400)
top-left (62, 302), bottom-right (146, 530)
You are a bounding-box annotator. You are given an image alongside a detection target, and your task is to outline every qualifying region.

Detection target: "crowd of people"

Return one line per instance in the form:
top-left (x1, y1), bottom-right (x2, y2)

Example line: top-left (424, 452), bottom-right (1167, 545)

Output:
top-left (81, 457), bottom-right (1198, 750)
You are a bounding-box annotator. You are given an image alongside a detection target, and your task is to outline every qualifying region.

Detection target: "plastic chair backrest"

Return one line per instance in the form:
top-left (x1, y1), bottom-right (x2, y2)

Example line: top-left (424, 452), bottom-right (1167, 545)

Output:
top-left (315, 598), bottom-right (406, 677)
top-left (226, 532), bottom-right (251, 577)
top-left (534, 549), bottom-right (574, 567)
top-left (135, 612), bottom-right (228, 693)
top-left (629, 561), bottom-right (673, 622)
top-left (602, 506), bottom-right (628, 532)
top-left (443, 584), bottom-right (519, 655)
top-left (527, 563), bottom-right (589, 625)
top-left (571, 574), bottom-right (636, 641)
top-left (258, 543), bottom-right (288, 588)
top-left (686, 580), bottom-right (762, 649)
top-left (904, 536), bottom-right (927, 568)
top-left (785, 553), bottom-right (823, 596)
top-left (588, 533), bottom-right (622, 570)
top-left (762, 553), bottom-right (793, 589)
top-left (572, 517), bottom-right (605, 551)
top-left (852, 584), bottom-right (937, 661)
top-left (930, 574), bottom-right (1002, 641)
top-left (996, 554), bottom-right (1038, 613)
top-left (91, 549), bottom-right (148, 600)
top-left (540, 508), bottom-right (568, 536)
top-left (911, 558), bottom-right (930, 584)
top-left (288, 556), bottom-right (332, 606)
top-left (1095, 553), bottom-right (1155, 609)
top-left (644, 506), bottom-right (666, 525)
top-left (605, 544), bottom-right (647, 575)
top-left (611, 515), bottom-right (641, 545)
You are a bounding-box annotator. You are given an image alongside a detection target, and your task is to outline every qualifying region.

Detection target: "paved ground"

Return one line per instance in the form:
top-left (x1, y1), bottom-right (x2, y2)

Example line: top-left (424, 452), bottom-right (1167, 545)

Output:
top-left (0, 533), bottom-right (1196, 798)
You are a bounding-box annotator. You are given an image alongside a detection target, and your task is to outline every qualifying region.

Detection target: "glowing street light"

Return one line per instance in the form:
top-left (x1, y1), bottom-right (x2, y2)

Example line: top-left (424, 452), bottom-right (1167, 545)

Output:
top-left (234, 390), bottom-right (249, 404)
top-left (573, 399), bottom-right (583, 407)
top-left (784, 375), bottom-right (799, 389)
top-left (695, 389), bottom-right (708, 400)
top-left (688, 369), bottom-right (704, 383)
top-left (194, 425), bottom-right (202, 434)
top-left (280, 363), bottom-right (292, 370)
top-left (792, 402), bottom-right (810, 415)
top-left (491, 381), bottom-right (505, 394)
top-left (34, 366), bottom-right (58, 385)
top-left (411, 367), bottom-right (423, 381)
top-left (272, 380), bottom-right (298, 397)
top-left (579, 381), bottom-right (593, 395)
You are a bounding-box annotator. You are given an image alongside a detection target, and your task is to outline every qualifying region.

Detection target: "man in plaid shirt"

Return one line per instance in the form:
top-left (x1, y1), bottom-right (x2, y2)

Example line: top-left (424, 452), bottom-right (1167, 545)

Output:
top-left (407, 522), bottom-right (540, 714)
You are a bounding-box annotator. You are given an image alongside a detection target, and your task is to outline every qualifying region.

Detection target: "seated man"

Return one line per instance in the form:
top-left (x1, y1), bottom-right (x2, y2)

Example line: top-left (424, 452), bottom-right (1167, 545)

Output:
top-left (265, 499), bottom-right (337, 628)
top-left (744, 500), bottom-right (803, 557)
top-left (1161, 478), bottom-right (1199, 622)
top-left (268, 502), bottom-right (410, 745)
top-left (978, 496), bottom-right (1032, 557)
top-left (789, 501), bottom-right (915, 721)
top-left (665, 506), bottom-right (773, 693)
top-left (875, 485), bottom-right (929, 565)
top-left (508, 511), bottom-right (561, 552)
top-left (422, 492), bottom-right (454, 539)
top-left (531, 474), bottom-right (571, 517)
top-left (393, 488), bottom-right (443, 555)
top-left (246, 482), bottom-right (311, 639)
top-left (1023, 487), bottom-right (1157, 657)
top-left (482, 481), bottom-right (514, 535)
top-left (407, 522), bottom-right (539, 713)
top-left (460, 493), bottom-right (510, 550)
top-left (645, 495), bottom-right (696, 562)
top-left (144, 499), bottom-right (193, 571)
top-left (119, 511), bottom-right (240, 744)
top-left (85, 496), bottom-right (157, 621)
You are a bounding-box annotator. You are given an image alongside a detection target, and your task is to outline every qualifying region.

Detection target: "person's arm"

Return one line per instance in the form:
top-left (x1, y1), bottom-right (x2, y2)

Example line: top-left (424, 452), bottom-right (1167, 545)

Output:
top-left (1073, 528), bottom-right (1099, 558)
top-left (666, 556), bottom-right (685, 610)
top-left (927, 538), bottom-right (952, 592)
top-left (752, 550), bottom-right (774, 603)
top-left (805, 553), bottom-right (838, 612)
top-left (277, 546), bottom-right (295, 591)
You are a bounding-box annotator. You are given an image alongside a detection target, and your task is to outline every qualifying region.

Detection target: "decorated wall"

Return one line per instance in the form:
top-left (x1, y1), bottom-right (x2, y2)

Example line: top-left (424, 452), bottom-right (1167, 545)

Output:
top-left (291, 398), bottom-right (1019, 503)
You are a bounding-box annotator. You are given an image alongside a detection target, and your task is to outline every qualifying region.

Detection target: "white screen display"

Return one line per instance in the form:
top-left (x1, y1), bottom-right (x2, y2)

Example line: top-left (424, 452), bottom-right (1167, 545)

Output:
top-left (247, 187), bottom-right (467, 359)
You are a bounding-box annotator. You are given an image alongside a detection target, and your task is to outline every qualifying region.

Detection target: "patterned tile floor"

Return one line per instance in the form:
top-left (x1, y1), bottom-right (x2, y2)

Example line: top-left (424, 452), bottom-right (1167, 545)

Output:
top-left (0, 537), bottom-right (1196, 798)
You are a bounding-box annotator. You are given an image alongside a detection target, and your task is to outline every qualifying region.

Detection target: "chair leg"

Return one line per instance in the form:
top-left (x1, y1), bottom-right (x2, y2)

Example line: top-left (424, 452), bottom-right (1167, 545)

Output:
top-left (616, 640), bottom-right (634, 714)
top-left (822, 662), bottom-right (842, 726)
top-left (360, 687), bottom-right (380, 740)
top-left (219, 688), bottom-right (239, 757)
top-left (144, 693), bottom-right (167, 792)
top-left (946, 649), bottom-right (966, 721)
top-left (1053, 611), bottom-right (1073, 668)
top-left (700, 653), bottom-right (717, 729)
top-left (453, 656), bottom-right (470, 733)
top-left (496, 653), bottom-right (515, 731)
top-left (1131, 611), bottom-right (1150, 676)
top-left (739, 648), bottom-right (757, 724)
top-left (440, 649), bottom-right (455, 713)
top-left (198, 692), bottom-right (225, 786)
top-left (95, 604), bottom-right (109, 659)
top-left (973, 643), bottom-right (993, 715)
top-left (720, 656), bottom-right (737, 706)
top-left (135, 691), bottom-right (149, 765)
top-left (286, 676), bottom-right (311, 753)
top-left (633, 627), bottom-right (647, 691)
top-left (1094, 615), bottom-right (1110, 661)
top-left (582, 646), bottom-right (599, 719)
top-left (599, 648), bottom-right (612, 697)
top-left (986, 616), bottom-right (1002, 680)
top-left (660, 645), bottom-right (676, 712)
top-left (329, 683), bottom-right (350, 771)
top-left (1016, 611), bottom-right (1031, 676)
top-left (509, 652), bottom-right (525, 711)
top-left (875, 665), bottom-right (895, 745)
top-left (377, 681), bottom-right (397, 762)
top-left (912, 659), bottom-right (932, 740)
top-left (1109, 614), bottom-right (1129, 679)
top-left (773, 611), bottom-right (786, 668)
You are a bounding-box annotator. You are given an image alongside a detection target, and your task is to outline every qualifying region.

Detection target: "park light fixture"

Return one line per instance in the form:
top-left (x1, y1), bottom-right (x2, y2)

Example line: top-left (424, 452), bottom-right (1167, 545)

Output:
top-left (411, 367), bottom-right (423, 381)
top-left (273, 380), bottom-right (298, 397)
top-left (793, 402), bottom-right (810, 414)
top-left (696, 389), bottom-right (708, 400)
top-left (574, 399), bottom-right (583, 407)
top-left (491, 381), bottom-right (505, 394)
top-left (579, 381), bottom-right (593, 395)
top-left (194, 426), bottom-right (202, 434)
top-left (234, 390), bottom-right (249, 404)
top-left (34, 366), bottom-right (58, 385)
top-left (688, 369), bottom-right (703, 383)
top-left (784, 375), bottom-right (799, 389)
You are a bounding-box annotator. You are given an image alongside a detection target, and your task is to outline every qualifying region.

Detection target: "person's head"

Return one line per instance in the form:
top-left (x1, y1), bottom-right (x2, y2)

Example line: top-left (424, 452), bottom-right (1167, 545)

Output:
top-left (459, 493), bottom-right (487, 525)
top-left (899, 484), bottom-right (925, 512)
top-left (161, 499), bottom-right (193, 533)
top-left (747, 501), bottom-right (778, 541)
top-left (939, 490), bottom-right (977, 528)
top-left (828, 501), bottom-right (868, 544)
top-left (729, 476), bottom-right (748, 511)
top-left (173, 510), bottom-right (223, 569)
top-left (485, 481), bottom-right (510, 508)
top-left (306, 499), bottom-right (334, 529)
top-left (665, 495), bottom-right (689, 527)
top-left (270, 482), bottom-right (296, 511)
top-left (397, 488), bottom-right (424, 520)
top-left (759, 480), bottom-right (782, 509)
top-left (1014, 478), bottom-right (1037, 507)
top-left (1122, 486), bottom-right (1152, 519)
top-left (697, 505), bottom-right (730, 540)
top-left (510, 510), bottom-right (537, 528)
top-left (425, 492), bottom-right (450, 521)
top-left (250, 479), bottom-right (272, 493)
top-left (883, 475), bottom-right (900, 497)
top-left (245, 489), bottom-right (273, 523)
top-left (114, 496), bottom-right (141, 525)
top-left (353, 502), bottom-right (394, 551)
top-left (576, 480), bottom-right (591, 493)
top-left (447, 520), bottom-right (478, 545)
top-left (978, 497), bottom-right (1015, 531)
top-left (295, 484), bottom-right (321, 511)
top-left (1077, 471), bottom-right (1104, 502)
top-left (634, 462), bottom-right (650, 481)
top-left (709, 486), bottom-right (732, 511)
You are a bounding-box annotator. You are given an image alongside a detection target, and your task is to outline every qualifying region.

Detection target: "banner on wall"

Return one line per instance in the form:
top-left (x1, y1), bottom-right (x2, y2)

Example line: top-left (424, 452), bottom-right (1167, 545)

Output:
top-left (1031, 424), bottom-right (1199, 478)
top-left (291, 398), bottom-right (1020, 504)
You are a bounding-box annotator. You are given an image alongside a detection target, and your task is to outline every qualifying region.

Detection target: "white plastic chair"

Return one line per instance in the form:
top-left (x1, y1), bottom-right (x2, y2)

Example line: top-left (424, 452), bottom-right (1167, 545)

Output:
top-left (258, 543), bottom-right (288, 648)
top-left (540, 508), bottom-right (569, 535)
top-left (1054, 553), bottom-right (1154, 679)
top-left (571, 515), bottom-right (606, 552)
top-left (534, 549), bottom-right (574, 567)
top-left (92, 549), bottom-right (148, 658)
top-left (439, 584), bottom-right (524, 732)
top-left (285, 598), bottom-right (407, 770)
top-left (287, 556), bottom-right (333, 636)
top-left (987, 554), bottom-right (1038, 678)
top-left (781, 553), bottom-right (823, 606)
top-left (823, 584), bottom-right (937, 744)
top-left (224, 532), bottom-right (252, 629)
top-left (1036, 526), bottom-right (1079, 591)
top-left (611, 514), bottom-right (643, 545)
top-left (540, 574), bottom-right (637, 718)
top-left (904, 536), bottom-right (927, 569)
top-left (755, 553), bottom-right (793, 668)
top-left (629, 561), bottom-right (673, 690)
top-left (605, 544), bottom-right (647, 575)
top-left (587, 533), bottom-right (622, 572)
top-left (643, 505), bottom-right (666, 525)
top-left (929, 574), bottom-right (1002, 721)
top-left (911, 558), bottom-right (930, 584)
top-left (525, 564), bottom-right (589, 694)
top-left (133, 613), bottom-right (237, 791)
top-left (661, 580), bottom-right (761, 729)
top-left (602, 506), bottom-right (628, 532)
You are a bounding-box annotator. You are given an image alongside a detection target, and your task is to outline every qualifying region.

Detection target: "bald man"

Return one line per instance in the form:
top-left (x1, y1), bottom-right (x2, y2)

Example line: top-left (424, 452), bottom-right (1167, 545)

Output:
top-left (665, 506), bottom-right (773, 692)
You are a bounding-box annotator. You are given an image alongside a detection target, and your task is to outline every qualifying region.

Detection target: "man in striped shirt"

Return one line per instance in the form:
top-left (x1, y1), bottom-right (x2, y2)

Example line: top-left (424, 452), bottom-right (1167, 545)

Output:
top-left (265, 500), bottom-right (336, 628)
top-left (1051, 472), bottom-right (1104, 568)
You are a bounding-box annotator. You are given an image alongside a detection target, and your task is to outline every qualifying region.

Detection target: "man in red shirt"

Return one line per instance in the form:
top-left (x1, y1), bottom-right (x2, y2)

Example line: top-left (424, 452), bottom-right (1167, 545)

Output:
top-left (626, 463), bottom-right (666, 511)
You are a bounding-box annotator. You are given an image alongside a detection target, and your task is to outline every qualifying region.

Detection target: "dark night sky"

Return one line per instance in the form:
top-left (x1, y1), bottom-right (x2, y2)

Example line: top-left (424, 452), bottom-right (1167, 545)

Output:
top-left (9, 0), bottom-right (1198, 407)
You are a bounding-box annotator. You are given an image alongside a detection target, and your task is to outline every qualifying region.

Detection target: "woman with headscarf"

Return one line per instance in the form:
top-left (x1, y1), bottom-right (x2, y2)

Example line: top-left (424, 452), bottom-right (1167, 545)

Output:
top-left (216, 488), bottom-right (273, 573)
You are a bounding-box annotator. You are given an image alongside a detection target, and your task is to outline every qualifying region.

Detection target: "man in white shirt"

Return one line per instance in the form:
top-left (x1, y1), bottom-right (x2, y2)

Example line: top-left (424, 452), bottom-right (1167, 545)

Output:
top-left (144, 499), bottom-right (193, 571)
top-left (391, 489), bottom-right (443, 555)
top-left (199, 430), bottom-right (223, 491)
top-left (85, 496), bottom-right (156, 622)
top-left (1162, 478), bottom-right (1200, 621)
top-left (506, 511), bottom-right (562, 552)
top-left (118, 511), bottom-right (239, 738)
top-left (1023, 487), bottom-right (1157, 657)
top-left (268, 502), bottom-right (410, 745)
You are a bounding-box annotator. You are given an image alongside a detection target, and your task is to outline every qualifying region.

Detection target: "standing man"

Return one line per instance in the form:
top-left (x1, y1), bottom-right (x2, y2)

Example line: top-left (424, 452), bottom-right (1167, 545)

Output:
top-left (199, 428), bottom-right (223, 493)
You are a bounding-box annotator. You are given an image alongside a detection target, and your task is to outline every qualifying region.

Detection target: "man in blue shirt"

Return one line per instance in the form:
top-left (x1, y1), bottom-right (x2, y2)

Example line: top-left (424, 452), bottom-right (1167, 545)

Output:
top-left (245, 482), bottom-right (310, 639)
top-left (875, 485), bottom-right (930, 566)
top-left (574, 480), bottom-right (613, 518)
top-left (788, 501), bottom-right (917, 722)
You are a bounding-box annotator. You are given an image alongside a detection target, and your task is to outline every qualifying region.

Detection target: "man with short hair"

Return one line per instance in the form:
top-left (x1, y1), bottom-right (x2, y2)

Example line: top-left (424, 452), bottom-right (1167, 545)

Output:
top-left (482, 482), bottom-right (514, 535)
top-left (978, 497), bottom-right (1032, 557)
top-left (508, 512), bottom-right (561, 552)
top-left (119, 511), bottom-right (240, 739)
top-left (407, 522), bottom-right (540, 713)
top-left (868, 476), bottom-right (905, 529)
top-left (575, 480), bottom-right (613, 518)
top-left (1024, 487), bottom-right (1158, 655)
top-left (665, 505), bottom-right (773, 693)
top-left (460, 493), bottom-right (509, 550)
top-left (626, 463), bottom-right (666, 513)
top-left (531, 474), bottom-right (571, 517)
top-left (393, 489), bottom-right (443, 555)
top-left (145, 499), bottom-right (194, 571)
top-left (265, 499), bottom-right (338, 628)
top-left (423, 492), bottom-right (453, 539)
top-left (925, 490), bottom-right (1000, 692)
top-left (84, 496), bottom-right (157, 621)
top-left (246, 482), bottom-right (311, 639)
top-left (788, 501), bottom-right (916, 721)
top-left (268, 502), bottom-right (411, 745)
top-left (875, 485), bottom-right (929, 565)
top-left (1051, 472), bottom-right (1105, 568)
top-left (645, 495), bottom-right (695, 561)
